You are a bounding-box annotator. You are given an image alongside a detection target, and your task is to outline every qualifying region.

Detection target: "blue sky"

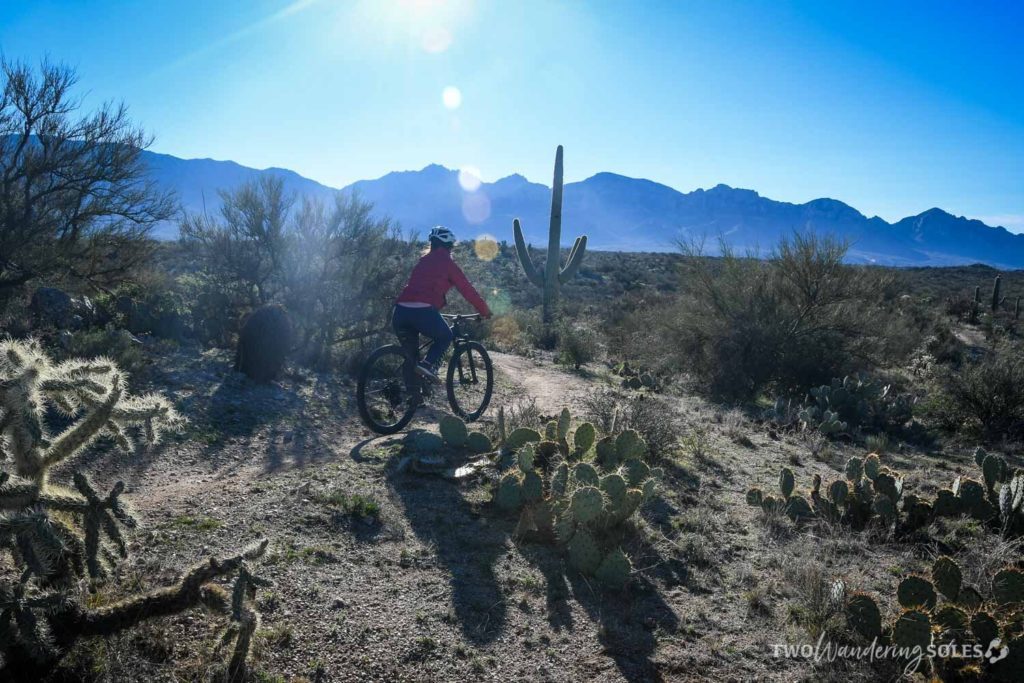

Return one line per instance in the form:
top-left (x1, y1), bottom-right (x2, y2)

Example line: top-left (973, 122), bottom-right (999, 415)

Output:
top-left (2, 0), bottom-right (1022, 230)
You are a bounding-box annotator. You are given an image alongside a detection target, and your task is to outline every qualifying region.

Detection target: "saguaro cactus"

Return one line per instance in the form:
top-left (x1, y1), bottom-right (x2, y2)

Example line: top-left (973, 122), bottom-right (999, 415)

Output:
top-left (992, 275), bottom-right (1003, 313)
top-left (513, 145), bottom-right (588, 326)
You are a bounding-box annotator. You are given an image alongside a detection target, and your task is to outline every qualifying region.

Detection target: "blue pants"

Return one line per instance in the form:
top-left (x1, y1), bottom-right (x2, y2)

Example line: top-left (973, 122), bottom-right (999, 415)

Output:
top-left (392, 305), bottom-right (453, 368)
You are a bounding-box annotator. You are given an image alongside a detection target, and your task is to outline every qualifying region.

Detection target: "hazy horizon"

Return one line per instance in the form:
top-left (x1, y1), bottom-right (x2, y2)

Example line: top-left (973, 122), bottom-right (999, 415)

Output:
top-left (2, 0), bottom-right (1022, 231)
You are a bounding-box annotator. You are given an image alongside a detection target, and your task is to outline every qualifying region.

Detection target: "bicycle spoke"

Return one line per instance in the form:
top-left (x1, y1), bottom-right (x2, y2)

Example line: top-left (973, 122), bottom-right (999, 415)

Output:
top-left (448, 343), bottom-right (492, 420)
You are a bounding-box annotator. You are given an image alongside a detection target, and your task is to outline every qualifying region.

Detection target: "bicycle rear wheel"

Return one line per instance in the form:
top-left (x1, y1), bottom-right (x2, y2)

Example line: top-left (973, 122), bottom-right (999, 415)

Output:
top-left (357, 345), bottom-right (418, 434)
top-left (446, 341), bottom-right (493, 421)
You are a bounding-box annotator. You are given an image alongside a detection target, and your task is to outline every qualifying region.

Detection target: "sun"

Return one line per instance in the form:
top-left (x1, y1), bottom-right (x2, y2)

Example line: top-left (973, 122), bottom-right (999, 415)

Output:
top-left (354, 0), bottom-right (473, 52)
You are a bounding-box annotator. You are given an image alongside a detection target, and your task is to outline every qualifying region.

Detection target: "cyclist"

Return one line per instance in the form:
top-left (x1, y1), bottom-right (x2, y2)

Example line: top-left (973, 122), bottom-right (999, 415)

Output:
top-left (393, 226), bottom-right (491, 385)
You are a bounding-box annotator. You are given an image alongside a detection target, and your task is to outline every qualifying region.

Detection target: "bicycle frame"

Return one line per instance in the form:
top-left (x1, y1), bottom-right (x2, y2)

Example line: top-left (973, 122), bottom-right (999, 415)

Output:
top-left (408, 314), bottom-right (482, 390)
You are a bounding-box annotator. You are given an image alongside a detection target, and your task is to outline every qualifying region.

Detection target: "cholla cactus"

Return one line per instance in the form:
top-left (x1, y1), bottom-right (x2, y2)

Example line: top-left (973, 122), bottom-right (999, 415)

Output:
top-left (0, 340), bottom-right (269, 676)
top-left (489, 407), bottom-right (661, 591)
top-left (0, 339), bottom-right (182, 487)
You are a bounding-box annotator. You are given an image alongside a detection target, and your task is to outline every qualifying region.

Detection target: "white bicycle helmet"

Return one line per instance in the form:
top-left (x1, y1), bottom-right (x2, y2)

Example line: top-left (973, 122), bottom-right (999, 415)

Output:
top-left (429, 225), bottom-right (456, 245)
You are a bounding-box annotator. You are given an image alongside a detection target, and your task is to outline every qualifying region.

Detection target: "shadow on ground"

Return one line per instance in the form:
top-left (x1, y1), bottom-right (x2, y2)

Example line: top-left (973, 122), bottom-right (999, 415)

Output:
top-left (377, 437), bottom-right (684, 679)
top-left (381, 442), bottom-right (509, 645)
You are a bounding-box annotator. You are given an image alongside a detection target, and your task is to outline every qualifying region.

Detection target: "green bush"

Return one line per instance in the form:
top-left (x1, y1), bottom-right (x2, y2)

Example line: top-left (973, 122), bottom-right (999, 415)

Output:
top-left (556, 323), bottom-right (600, 370)
top-left (928, 347), bottom-right (1024, 439)
top-left (628, 234), bottom-right (896, 401)
top-left (53, 327), bottom-right (148, 378)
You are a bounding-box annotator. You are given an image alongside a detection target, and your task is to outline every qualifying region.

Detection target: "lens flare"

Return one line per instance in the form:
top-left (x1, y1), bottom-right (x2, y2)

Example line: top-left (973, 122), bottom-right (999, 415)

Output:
top-left (421, 26), bottom-right (452, 53)
top-left (486, 288), bottom-right (512, 316)
top-left (462, 193), bottom-right (490, 224)
top-left (442, 85), bottom-right (462, 109)
top-left (474, 234), bottom-right (499, 261)
top-left (458, 166), bottom-right (482, 192)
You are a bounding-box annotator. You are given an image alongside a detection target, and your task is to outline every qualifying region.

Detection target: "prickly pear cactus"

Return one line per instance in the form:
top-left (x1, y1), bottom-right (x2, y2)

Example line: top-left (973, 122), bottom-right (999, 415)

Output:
top-left (864, 454), bottom-right (881, 481)
top-left (897, 575), bottom-right (937, 610)
top-left (932, 556), bottom-right (962, 600)
top-left (496, 473), bottom-right (523, 511)
top-left (466, 431), bottom-right (493, 454)
top-left (992, 568), bottom-right (1024, 606)
top-left (846, 593), bottom-right (883, 641)
top-left (594, 547), bottom-right (632, 590)
top-left (892, 609), bottom-right (932, 650)
top-left (573, 422), bottom-right (596, 454)
top-left (487, 407), bottom-right (661, 591)
top-left (571, 486), bottom-right (604, 523)
top-left (439, 415), bottom-right (468, 447)
top-left (506, 427), bottom-right (541, 451)
top-left (845, 456), bottom-right (864, 482)
top-left (567, 528), bottom-right (601, 574)
top-left (779, 468), bottom-right (795, 499)
top-left (572, 462), bottom-right (600, 488)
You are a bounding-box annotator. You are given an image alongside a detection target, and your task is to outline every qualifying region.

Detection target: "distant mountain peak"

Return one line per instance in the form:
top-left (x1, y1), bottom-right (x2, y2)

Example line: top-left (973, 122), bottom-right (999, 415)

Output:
top-left (421, 163), bottom-right (455, 175)
top-left (493, 172), bottom-right (531, 185)
top-left (698, 183), bottom-right (761, 203)
top-left (138, 149), bottom-right (1024, 268)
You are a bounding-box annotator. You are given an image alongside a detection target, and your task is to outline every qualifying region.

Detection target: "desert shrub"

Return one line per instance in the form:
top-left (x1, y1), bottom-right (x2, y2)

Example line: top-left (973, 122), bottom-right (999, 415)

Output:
top-left (487, 314), bottom-right (528, 353)
top-left (0, 60), bottom-right (174, 298)
top-left (180, 177), bottom-right (290, 308)
top-left (580, 388), bottom-right (620, 434)
top-left (928, 346), bottom-right (1024, 439)
top-left (280, 194), bottom-right (414, 367)
top-left (923, 321), bottom-right (965, 367)
top-left (581, 389), bottom-right (680, 459)
top-left (182, 180), bottom-right (415, 369)
top-left (175, 272), bottom-right (237, 346)
top-left (53, 327), bottom-right (147, 378)
top-left (556, 323), bottom-right (600, 370)
top-left (95, 277), bottom-right (191, 340)
top-left (501, 397), bottom-right (544, 434)
top-left (625, 234), bottom-right (894, 401)
top-left (235, 304), bottom-right (293, 383)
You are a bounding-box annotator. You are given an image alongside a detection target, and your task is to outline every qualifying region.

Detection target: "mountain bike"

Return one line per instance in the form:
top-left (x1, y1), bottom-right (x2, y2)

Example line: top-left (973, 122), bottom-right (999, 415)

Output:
top-left (356, 313), bottom-right (494, 435)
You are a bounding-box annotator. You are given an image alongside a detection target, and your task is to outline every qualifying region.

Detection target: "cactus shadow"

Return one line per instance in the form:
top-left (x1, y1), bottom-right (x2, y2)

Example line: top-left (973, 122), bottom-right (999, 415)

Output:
top-left (384, 455), bottom-right (509, 645)
top-left (568, 573), bottom-right (680, 682)
top-left (518, 543), bottom-right (574, 631)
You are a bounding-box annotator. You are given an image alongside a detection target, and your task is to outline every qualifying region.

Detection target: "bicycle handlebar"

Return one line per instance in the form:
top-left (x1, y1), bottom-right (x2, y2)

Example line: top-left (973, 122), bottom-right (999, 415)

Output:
top-left (441, 313), bottom-right (483, 321)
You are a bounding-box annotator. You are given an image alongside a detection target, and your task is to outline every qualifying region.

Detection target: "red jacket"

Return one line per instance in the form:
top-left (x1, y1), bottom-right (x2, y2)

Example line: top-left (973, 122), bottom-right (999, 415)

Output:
top-left (397, 249), bottom-right (491, 316)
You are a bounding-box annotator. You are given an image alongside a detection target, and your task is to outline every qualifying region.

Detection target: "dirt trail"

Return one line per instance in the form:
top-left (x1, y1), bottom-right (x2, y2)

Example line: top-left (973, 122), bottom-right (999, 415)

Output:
top-left (70, 343), bottom-right (890, 682)
top-left (489, 350), bottom-right (598, 415)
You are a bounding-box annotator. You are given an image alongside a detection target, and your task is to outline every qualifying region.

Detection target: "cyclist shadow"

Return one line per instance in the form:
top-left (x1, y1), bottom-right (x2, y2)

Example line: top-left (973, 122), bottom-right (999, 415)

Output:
top-left (518, 535), bottom-right (681, 682)
top-left (381, 441), bottom-right (509, 645)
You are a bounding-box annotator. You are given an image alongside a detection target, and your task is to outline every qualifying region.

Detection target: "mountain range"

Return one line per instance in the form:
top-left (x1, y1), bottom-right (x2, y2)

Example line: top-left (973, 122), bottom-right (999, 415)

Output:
top-left (143, 151), bottom-right (1024, 268)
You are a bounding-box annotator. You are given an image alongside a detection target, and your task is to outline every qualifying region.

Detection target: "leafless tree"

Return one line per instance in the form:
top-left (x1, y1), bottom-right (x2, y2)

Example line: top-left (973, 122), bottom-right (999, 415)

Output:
top-left (282, 192), bottom-right (413, 365)
top-left (180, 175), bottom-right (292, 307)
top-left (181, 178), bottom-right (415, 367)
top-left (0, 59), bottom-right (176, 295)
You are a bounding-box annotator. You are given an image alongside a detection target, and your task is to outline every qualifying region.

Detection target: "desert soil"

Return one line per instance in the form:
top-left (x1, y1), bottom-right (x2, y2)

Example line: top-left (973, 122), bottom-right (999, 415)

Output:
top-left (59, 342), bottom-right (1016, 683)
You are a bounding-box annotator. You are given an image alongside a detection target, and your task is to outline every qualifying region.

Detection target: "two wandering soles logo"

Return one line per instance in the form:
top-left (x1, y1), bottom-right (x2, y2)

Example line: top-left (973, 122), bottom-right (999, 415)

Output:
top-left (772, 633), bottom-right (1010, 675)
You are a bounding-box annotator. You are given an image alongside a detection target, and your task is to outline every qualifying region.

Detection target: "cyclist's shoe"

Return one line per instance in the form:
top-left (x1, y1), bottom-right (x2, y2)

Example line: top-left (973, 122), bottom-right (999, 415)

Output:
top-left (416, 361), bottom-right (443, 384)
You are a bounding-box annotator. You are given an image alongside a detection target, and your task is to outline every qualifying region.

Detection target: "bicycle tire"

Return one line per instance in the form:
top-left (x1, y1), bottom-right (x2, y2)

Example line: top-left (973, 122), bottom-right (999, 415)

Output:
top-left (357, 344), bottom-right (418, 435)
top-left (446, 341), bottom-right (493, 421)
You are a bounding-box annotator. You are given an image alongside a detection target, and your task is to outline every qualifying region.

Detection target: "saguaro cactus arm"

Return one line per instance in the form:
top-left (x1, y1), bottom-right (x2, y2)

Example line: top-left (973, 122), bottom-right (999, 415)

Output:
top-left (513, 219), bottom-right (545, 288)
top-left (559, 235), bottom-right (588, 285)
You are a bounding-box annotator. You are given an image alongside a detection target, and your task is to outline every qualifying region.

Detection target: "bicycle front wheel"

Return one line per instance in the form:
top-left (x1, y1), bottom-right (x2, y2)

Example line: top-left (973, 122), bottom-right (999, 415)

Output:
top-left (446, 341), bottom-right (493, 421)
top-left (357, 345), bottom-right (418, 435)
